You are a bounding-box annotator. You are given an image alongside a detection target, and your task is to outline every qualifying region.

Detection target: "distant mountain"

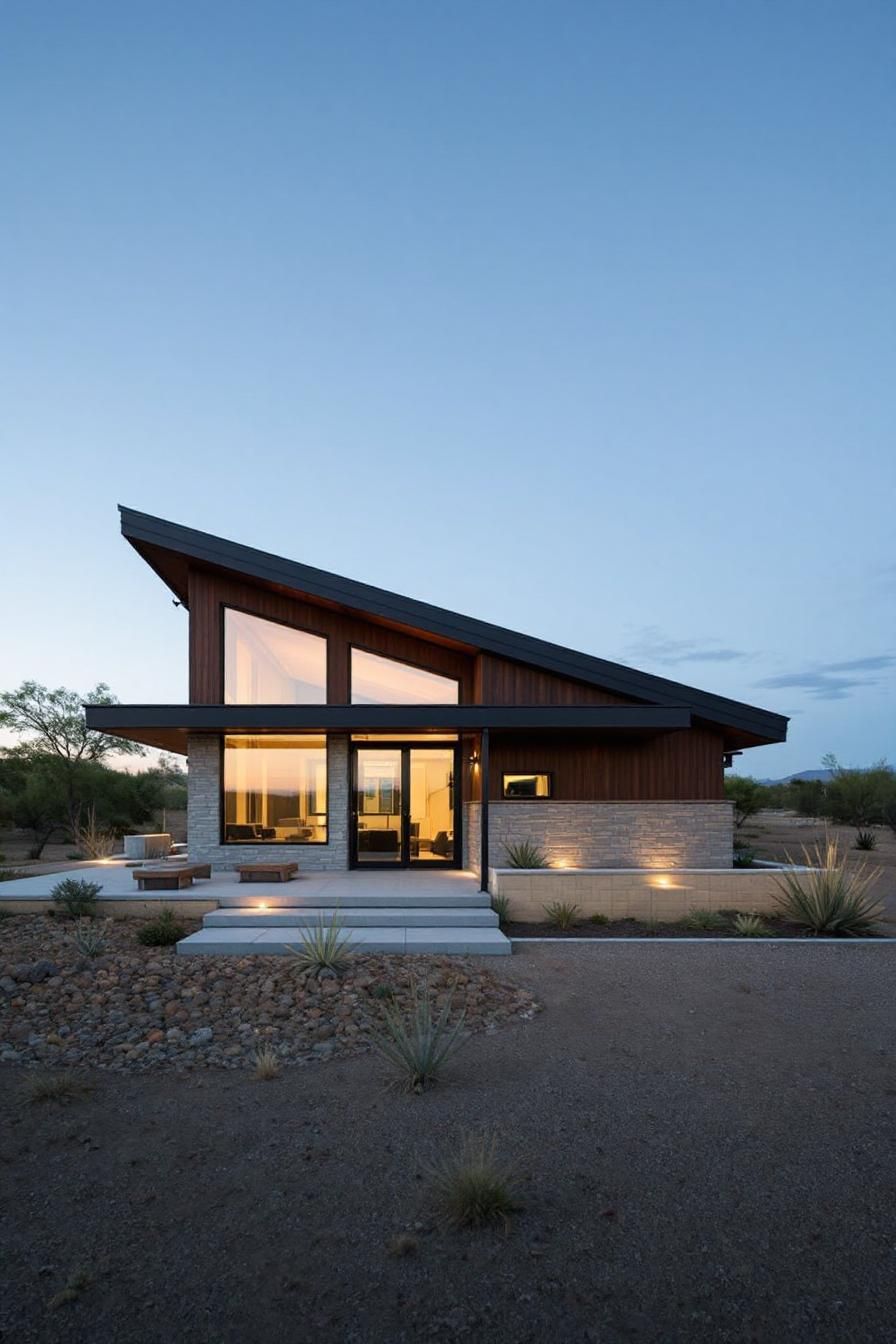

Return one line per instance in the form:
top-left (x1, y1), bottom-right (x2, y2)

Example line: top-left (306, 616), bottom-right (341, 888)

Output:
top-left (758, 769), bottom-right (834, 786)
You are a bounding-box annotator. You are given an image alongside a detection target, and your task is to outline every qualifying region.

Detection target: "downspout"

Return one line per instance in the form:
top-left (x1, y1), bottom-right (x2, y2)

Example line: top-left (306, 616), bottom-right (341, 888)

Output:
top-left (479, 727), bottom-right (489, 892)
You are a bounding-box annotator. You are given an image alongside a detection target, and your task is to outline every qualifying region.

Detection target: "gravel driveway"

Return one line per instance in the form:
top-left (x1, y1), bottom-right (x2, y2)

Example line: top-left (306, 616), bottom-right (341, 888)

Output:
top-left (2, 942), bottom-right (895, 1343)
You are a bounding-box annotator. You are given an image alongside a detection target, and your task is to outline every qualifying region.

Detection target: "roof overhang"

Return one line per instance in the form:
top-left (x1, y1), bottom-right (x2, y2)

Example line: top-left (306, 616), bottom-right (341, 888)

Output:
top-left (117, 506), bottom-right (789, 747)
top-left (87, 703), bottom-right (694, 756)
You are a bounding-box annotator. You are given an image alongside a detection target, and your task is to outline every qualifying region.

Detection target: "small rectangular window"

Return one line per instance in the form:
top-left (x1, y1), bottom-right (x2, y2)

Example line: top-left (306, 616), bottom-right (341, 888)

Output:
top-left (502, 773), bottom-right (552, 799)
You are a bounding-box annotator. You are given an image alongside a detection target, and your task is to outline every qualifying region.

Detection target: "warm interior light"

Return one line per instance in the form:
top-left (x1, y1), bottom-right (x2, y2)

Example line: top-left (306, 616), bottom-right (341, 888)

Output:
top-left (258, 901), bottom-right (268, 910)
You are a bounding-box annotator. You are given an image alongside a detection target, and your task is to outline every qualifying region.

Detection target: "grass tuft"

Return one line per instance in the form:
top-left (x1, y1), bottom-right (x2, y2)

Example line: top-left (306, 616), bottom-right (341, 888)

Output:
top-left (543, 901), bottom-right (580, 930)
top-left (774, 836), bottom-right (883, 936)
top-left (491, 894), bottom-right (511, 926)
top-left (588, 912), bottom-right (610, 925)
top-left (387, 1233), bottom-right (418, 1257)
top-left (371, 976), bottom-right (467, 1093)
top-left (253, 1045), bottom-right (281, 1080)
top-left (21, 1071), bottom-right (90, 1106)
top-left (47, 1267), bottom-right (93, 1310)
top-left (683, 908), bottom-right (727, 931)
top-left (289, 914), bottom-right (357, 976)
top-left (428, 1132), bottom-right (522, 1229)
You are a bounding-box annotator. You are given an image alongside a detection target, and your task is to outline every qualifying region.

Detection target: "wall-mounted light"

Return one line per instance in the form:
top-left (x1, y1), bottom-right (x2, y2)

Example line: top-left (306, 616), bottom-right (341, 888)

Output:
top-left (469, 751), bottom-right (480, 766)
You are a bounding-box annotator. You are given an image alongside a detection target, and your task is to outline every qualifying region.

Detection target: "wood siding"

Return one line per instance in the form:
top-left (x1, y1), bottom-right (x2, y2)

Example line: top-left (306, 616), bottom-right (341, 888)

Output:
top-left (474, 654), bottom-right (638, 706)
top-left (488, 728), bottom-right (725, 801)
top-left (188, 569), bottom-right (475, 705)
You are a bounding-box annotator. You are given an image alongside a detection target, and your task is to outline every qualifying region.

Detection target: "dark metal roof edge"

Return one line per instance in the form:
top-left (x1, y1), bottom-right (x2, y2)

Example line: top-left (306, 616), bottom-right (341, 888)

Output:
top-left (86, 703), bottom-right (694, 731)
top-left (117, 506), bottom-right (788, 742)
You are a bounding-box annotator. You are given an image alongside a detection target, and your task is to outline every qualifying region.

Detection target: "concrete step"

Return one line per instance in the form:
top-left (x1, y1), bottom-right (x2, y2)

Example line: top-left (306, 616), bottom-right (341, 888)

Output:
top-left (204, 906), bottom-right (499, 929)
top-left (216, 890), bottom-right (490, 910)
top-left (176, 926), bottom-right (511, 957)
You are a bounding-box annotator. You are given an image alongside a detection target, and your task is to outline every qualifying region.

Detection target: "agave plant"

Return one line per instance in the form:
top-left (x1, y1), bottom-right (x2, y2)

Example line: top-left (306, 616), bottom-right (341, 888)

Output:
top-left (543, 901), bottom-right (580, 930)
top-left (503, 841), bottom-right (548, 869)
top-left (289, 914), bottom-right (357, 976)
top-left (854, 830), bottom-right (877, 851)
top-left (73, 919), bottom-right (109, 957)
top-left (371, 977), bottom-right (467, 1092)
top-left (773, 836), bottom-right (883, 936)
top-left (490, 894), bottom-right (511, 926)
top-left (732, 912), bottom-right (770, 938)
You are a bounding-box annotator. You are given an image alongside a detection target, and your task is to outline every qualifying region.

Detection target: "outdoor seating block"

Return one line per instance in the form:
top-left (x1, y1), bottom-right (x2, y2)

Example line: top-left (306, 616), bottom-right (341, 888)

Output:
top-left (133, 870), bottom-right (195, 891)
top-left (237, 862), bottom-right (299, 883)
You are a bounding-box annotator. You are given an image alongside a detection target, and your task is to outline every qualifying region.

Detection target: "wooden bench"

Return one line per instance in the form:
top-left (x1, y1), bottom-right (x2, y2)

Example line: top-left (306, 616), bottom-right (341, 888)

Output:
top-left (133, 868), bottom-right (195, 891)
top-left (132, 862), bottom-right (212, 891)
top-left (236, 862), bottom-right (299, 883)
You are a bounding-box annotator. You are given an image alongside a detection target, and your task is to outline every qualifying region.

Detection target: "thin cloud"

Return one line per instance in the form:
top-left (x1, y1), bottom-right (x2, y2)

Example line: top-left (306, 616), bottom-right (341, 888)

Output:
top-left (755, 654), bottom-right (895, 702)
top-left (620, 625), bottom-right (750, 666)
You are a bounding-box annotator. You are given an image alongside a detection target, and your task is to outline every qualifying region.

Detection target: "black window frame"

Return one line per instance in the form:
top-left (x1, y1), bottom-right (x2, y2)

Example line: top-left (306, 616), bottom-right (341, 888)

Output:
top-left (220, 733), bottom-right (331, 845)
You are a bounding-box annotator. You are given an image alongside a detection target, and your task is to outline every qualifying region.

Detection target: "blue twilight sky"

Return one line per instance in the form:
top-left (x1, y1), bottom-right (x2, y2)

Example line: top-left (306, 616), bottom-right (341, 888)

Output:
top-left (1, 1), bottom-right (893, 778)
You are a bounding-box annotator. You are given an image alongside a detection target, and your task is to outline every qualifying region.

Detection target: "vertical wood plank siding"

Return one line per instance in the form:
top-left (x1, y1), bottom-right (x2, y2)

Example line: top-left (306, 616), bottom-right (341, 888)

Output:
top-left (475, 654), bottom-right (638, 706)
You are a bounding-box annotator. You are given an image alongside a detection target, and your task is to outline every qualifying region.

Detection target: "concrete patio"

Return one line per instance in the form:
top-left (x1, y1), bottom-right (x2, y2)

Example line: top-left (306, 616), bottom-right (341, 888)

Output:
top-left (0, 862), bottom-right (511, 956)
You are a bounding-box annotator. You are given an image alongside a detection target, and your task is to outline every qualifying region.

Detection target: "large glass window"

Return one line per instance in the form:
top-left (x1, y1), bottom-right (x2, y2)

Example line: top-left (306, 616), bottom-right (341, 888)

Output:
top-left (223, 736), bottom-right (327, 843)
top-left (224, 609), bottom-right (326, 704)
top-left (350, 648), bottom-right (459, 705)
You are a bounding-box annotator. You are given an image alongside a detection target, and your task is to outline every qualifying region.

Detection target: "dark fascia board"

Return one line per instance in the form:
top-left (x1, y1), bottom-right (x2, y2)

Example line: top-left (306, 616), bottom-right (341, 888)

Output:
top-left (86, 703), bottom-right (693, 734)
top-left (118, 506), bottom-right (788, 743)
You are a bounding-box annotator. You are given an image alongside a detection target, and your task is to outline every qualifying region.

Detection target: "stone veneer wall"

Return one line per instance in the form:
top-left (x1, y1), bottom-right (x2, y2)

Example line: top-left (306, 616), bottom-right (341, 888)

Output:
top-left (186, 733), bottom-right (350, 871)
top-left (472, 801), bottom-right (733, 871)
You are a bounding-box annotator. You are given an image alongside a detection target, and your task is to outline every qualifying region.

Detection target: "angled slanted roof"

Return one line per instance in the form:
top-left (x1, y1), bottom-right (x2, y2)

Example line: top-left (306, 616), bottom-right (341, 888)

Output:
top-left (118, 506), bottom-right (788, 745)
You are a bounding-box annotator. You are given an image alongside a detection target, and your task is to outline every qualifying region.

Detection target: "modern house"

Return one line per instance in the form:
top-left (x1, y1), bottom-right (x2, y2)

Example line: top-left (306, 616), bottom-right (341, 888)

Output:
top-left (87, 508), bottom-right (788, 892)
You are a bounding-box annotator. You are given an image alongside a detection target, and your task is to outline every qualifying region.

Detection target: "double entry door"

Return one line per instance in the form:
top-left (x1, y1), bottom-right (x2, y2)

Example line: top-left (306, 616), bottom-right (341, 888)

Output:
top-left (351, 744), bottom-right (460, 868)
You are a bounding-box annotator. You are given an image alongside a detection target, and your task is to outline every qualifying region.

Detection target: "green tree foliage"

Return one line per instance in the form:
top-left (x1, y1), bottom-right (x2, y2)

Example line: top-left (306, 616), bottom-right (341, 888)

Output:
top-left (723, 775), bottom-right (768, 829)
top-left (822, 756), bottom-right (896, 829)
top-left (0, 681), bottom-right (145, 834)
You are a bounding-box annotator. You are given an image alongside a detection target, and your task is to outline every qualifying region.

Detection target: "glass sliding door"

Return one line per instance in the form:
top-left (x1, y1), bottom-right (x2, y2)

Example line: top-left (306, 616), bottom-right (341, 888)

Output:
top-left (354, 749), bottom-right (403, 865)
top-left (352, 744), bottom-right (459, 868)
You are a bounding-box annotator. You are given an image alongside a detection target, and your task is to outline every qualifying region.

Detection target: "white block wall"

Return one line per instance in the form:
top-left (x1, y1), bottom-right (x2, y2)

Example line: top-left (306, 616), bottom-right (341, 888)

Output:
top-left (186, 733), bottom-right (350, 871)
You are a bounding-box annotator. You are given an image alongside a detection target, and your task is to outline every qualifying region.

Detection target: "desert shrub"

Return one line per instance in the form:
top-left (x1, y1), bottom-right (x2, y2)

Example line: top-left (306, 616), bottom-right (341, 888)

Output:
top-left (683, 908), bottom-right (726, 931)
top-left (428, 1133), bottom-right (521, 1229)
top-left (253, 1045), bottom-right (281, 1080)
top-left (387, 1234), bottom-right (418, 1257)
top-left (136, 906), bottom-right (185, 946)
top-left (503, 841), bottom-right (548, 869)
top-left (733, 912), bottom-right (770, 937)
top-left (371, 977), bottom-right (467, 1093)
top-left (588, 912), bottom-right (610, 925)
top-left (854, 830), bottom-right (877, 851)
top-left (491, 894), bottom-right (510, 926)
top-left (51, 877), bottom-right (102, 918)
top-left (733, 846), bottom-right (756, 868)
top-left (543, 901), bottom-right (580, 930)
top-left (289, 915), bottom-right (356, 976)
top-left (773, 836), bottom-right (883, 936)
top-left (0, 868), bottom-right (26, 882)
top-left (724, 776), bottom-right (768, 829)
top-left (20, 1071), bottom-right (90, 1105)
top-left (73, 919), bottom-right (108, 957)
top-left (73, 806), bottom-right (117, 860)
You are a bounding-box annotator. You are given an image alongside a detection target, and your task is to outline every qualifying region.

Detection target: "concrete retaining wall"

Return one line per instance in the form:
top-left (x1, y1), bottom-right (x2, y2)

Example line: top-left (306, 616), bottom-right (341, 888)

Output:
top-left (489, 865), bottom-right (798, 922)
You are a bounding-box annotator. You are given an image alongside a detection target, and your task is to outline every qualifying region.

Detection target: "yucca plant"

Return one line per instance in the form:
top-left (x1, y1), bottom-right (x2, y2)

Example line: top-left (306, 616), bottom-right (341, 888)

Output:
top-left (854, 830), bottom-right (877, 851)
top-left (503, 841), bottom-right (547, 869)
top-left (683, 908), bottom-right (726, 931)
top-left (427, 1132), bottom-right (522, 1229)
top-left (371, 977), bottom-right (467, 1092)
top-left (773, 836), bottom-right (883, 936)
top-left (733, 912), bottom-right (770, 937)
top-left (289, 914), bottom-right (357, 976)
top-left (73, 919), bottom-right (109, 957)
top-left (543, 901), bottom-right (580, 930)
top-left (51, 878), bottom-right (102, 918)
top-left (491, 894), bottom-right (511, 926)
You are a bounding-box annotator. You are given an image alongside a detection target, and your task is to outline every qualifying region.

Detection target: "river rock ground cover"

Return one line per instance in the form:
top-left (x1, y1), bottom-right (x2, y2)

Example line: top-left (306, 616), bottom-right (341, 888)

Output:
top-left (0, 913), bottom-right (539, 1071)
